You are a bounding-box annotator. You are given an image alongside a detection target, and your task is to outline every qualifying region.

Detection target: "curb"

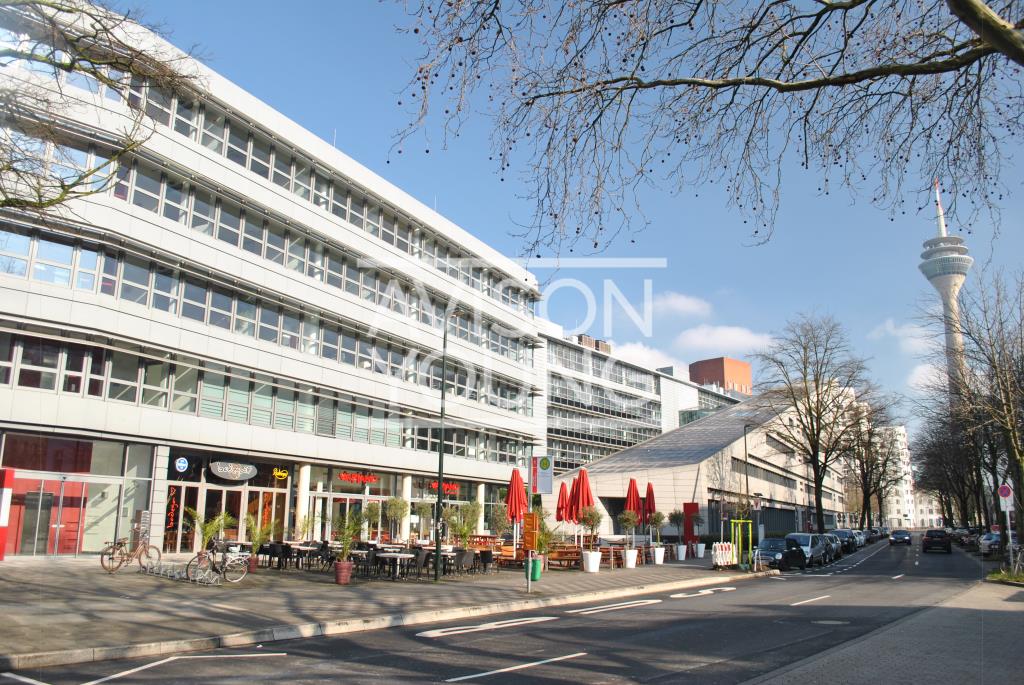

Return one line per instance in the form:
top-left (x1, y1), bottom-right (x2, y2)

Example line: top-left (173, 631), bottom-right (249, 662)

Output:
top-left (0, 570), bottom-right (776, 670)
top-left (984, 578), bottom-right (1024, 588)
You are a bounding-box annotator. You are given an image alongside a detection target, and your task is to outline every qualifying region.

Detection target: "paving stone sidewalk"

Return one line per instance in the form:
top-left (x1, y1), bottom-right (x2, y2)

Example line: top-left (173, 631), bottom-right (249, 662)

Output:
top-left (0, 554), bottom-right (728, 667)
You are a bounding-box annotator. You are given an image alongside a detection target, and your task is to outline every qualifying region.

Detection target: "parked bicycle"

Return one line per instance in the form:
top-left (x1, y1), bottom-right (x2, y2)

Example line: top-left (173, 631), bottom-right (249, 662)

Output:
top-left (186, 539), bottom-right (249, 584)
top-left (100, 532), bottom-right (161, 573)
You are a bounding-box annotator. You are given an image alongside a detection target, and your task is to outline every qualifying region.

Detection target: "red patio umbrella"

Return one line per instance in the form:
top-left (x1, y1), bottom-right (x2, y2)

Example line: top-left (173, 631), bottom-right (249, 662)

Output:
top-left (644, 482), bottom-right (657, 527)
top-left (505, 468), bottom-right (528, 524)
top-left (555, 481), bottom-right (569, 523)
top-left (566, 476), bottom-right (579, 524)
top-left (624, 478), bottom-right (643, 519)
top-left (575, 469), bottom-right (595, 512)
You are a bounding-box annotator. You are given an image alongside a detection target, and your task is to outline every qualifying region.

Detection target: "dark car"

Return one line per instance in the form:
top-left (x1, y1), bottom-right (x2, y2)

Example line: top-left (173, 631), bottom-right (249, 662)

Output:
top-left (889, 529), bottom-right (912, 545)
top-left (831, 529), bottom-right (858, 553)
top-left (754, 537), bottom-right (807, 571)
top-left (922, 529), bottom-right (952, 554)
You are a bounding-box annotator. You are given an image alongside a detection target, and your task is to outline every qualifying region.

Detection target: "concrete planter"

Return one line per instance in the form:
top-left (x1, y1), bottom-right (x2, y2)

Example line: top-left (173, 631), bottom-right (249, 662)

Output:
top-left (696, 543), bottom-right (706, 558)
top-left (582, 550), bottom-right (601, 573)
top-left (676, 544), bottom-right (687, 560)
top-left (624, 549), bottom-right (638, 568)
top-left (652, 547), bottom-right (665, 565)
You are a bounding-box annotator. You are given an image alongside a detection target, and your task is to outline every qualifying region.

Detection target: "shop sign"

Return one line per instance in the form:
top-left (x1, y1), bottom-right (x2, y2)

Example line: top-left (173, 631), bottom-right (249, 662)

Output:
top-left (530, 456), bottom-right (553, 495)
top-left (272, 467), bottom-right (289, 480)
top-left (174, 457), bottom-right (189, 473)
top-left (209, 461), bottom-right (257, 481)
top-left (429, 480), bottom-right (460, 495)
top-left (338, 471), bottom-right (378, 485)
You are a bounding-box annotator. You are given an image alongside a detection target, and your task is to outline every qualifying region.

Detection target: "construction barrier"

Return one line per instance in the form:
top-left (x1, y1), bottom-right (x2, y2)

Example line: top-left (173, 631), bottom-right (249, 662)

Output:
top-left (711, 542), bottom-right (735, 568)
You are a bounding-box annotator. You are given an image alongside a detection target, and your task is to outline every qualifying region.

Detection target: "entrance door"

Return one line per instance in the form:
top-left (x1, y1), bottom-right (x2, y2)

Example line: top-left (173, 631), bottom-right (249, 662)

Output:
top-left (18, 488), bottom-right (52, 556)
top-left (162, 484), bottom-right (198, 554)
top-left (10, 478), bottom-right (117, 556)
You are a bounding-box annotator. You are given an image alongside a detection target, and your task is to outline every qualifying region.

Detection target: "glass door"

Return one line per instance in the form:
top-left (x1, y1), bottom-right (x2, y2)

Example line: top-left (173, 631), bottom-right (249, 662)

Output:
top-left (246, 489), bottom-right (288, 542)
top-left (162, 483), bottom-right (198, 553)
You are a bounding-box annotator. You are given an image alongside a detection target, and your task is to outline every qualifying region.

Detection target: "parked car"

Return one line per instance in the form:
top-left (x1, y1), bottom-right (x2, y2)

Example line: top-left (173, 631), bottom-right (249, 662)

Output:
top-left (852, 530), bottom-right (866, 548)
top-left (880, 527), bottom-right (891, 538)
top-left (754, 537), bottom-right (808, 571)
top-left (786, 533), bottom-right (828, 567)
top-left (831, 529), bottom-right (858, 553)
top-left (889, 529), bottom-right (912, 545)
top-left (869, 528), bottom-right (882, 542)
top-left (823, 533), bottom-right (843, 561)
top-left (981, 532), bottom-right (1019, 556)
top-left (922, 529), bottom-right (952, 553)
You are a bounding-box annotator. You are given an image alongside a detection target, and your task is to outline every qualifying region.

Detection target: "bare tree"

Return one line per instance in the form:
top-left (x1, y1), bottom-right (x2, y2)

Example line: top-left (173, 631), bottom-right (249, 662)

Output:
top-left (841, 391), bottom-right (905, 528)
top-left (399, 1), bottom-right (1023, 255)
top-left (754, 313), bottom-right (867, 533)
top-left (0, 0), bottom-right (196, 212)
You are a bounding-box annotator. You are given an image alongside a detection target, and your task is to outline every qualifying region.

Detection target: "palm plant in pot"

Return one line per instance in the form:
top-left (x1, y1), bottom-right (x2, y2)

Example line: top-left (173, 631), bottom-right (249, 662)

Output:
top-left (333, 511), bottom-right (362, 585)
top-left (384, 496), bottom-right (409, 542)
top-left (617, 510), bottom-right (641, 568)
top-left (185, 507), bottom-right (237, 557)
top-left (669, 509), bottom-right (687, 560)
top-left (579, 506), bottom-right (603, 573)
top-left (244, 513), bottom-right (274, 572)
top-left (648, 511), bottom-right (667, 564)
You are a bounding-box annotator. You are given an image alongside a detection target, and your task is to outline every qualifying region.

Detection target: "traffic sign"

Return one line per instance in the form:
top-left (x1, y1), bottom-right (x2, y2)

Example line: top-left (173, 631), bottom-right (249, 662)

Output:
top-left (997, 483), bottom-right (1012, 499)
top-left (999, 483), bottom-right (1014, 512)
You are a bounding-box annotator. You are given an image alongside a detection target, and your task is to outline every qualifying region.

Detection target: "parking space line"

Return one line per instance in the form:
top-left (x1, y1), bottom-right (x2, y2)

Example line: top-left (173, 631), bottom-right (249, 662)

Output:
top-left (892, 574), bottom-right (905, 579)
top-left (790, 595), bottom-right (830, 607)
top-left (566, 599), bottom-right (661, 615)
top-left (80, 653), bottom-right (287, 685)
top-left (2, 673), bottom-right (52, 685)
top-left (445, 652), bottom-right (587, 682)
top-left (418, 617), bottom-right (558, 638)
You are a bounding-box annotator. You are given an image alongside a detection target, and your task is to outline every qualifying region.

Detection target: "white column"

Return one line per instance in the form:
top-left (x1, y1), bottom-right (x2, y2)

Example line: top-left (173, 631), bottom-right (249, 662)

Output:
top-left (476, 482), bottom-right (486, 534)
top-left (294, 463), bottom-right (311, 539)
top-left (149, 445), bottom-right (171, 552)
top-left (400, 475), bottom-right (413, 541)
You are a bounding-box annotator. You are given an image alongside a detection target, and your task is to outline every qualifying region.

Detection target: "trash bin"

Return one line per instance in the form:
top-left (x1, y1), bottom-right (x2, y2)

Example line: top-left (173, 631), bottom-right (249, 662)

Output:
top-left (531, 557), bottom-right (542, 581)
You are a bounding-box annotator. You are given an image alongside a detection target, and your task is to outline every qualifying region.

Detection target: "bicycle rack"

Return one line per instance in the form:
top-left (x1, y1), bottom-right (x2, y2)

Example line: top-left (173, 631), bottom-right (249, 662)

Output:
top-left (139, 562), bottom-right (222, 586)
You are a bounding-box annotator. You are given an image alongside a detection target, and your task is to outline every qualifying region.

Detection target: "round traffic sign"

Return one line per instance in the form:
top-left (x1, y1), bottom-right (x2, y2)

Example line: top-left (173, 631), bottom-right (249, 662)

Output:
top-left (998, 483), bottom-right (1012, 499)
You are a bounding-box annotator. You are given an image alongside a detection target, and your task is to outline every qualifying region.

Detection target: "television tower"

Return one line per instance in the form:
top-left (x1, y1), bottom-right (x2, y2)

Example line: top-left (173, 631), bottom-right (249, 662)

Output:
top-left (918, 179), bottom-right (973, 391)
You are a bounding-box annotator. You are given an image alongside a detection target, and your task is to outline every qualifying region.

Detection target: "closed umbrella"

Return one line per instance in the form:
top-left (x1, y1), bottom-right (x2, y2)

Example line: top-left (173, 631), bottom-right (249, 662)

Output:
top-left (644, 482), bottom-right (657, 544)
top-left (555, 481), bottom-right (569, 523)
top-left (624, 478), bottom-right (642, 547)
top-left (575, 469), bottom-right (595, 546)
top-left (506, 468), bottom-right (528, 551)
top-left (567, 476), bottom-right (580, 545)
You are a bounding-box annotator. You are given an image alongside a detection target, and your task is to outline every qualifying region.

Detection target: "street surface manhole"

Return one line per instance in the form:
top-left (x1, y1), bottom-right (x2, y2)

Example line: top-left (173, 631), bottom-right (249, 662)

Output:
top-left (812, 620), bottom-right (850, 625)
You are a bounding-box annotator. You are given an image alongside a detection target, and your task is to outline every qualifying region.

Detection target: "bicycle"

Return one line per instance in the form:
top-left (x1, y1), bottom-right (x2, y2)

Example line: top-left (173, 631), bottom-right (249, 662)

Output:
top-left (186, 539), bottom-right (250, 583)
top-left (100, 532), bottom-right (161, 573)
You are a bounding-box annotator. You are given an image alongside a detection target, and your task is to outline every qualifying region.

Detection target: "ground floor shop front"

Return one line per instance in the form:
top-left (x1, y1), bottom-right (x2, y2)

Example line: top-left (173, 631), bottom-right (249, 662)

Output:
top-left (1, 429), bottom-right (512, 556)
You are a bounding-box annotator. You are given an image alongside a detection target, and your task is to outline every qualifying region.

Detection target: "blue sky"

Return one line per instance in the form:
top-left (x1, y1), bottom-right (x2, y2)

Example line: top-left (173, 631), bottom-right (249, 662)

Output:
top-left (131, 1), bottom-right (1024, 431)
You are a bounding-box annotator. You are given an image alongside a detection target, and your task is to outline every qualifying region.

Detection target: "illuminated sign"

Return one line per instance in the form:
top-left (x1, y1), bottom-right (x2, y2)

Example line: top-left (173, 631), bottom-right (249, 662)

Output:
top-left (429, 480), bottom-right (460, 495)
top-left (209, 461), bottom-right (257, 481)
top-left (338, 471), bottom-right (378, 485)
top-left (174, 457), bottom-right (189, 473)
top-left (272, 467), bottom-right (289, 480)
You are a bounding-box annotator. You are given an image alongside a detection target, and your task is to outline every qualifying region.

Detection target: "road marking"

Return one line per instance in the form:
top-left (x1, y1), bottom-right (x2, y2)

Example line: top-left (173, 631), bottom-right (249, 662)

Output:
top-left (418, 616), bottom-right (558, 638)
top-left (812, 620), bottom-right (850, 625)
top-left (670, 587), bottom-right (737, 599)
top-left (445, 652), bottom-right (588, 682)
top-left (80, 653), bottom-right (286, 685)
top-left (892, 574), bottom-right (905, 579)
top-left (2, 673), bottom-right (52, 685)
top-left (565, 599), bottom-right (661, 615)
top-left (790, 595), bottom-right (831, 607)
top-left (769, 576), bottom-right (787, 581)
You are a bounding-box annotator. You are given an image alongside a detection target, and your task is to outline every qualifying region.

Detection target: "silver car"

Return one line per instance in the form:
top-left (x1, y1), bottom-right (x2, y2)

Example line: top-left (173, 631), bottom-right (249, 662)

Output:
top-left (786, 533), bottom-right (827, 566)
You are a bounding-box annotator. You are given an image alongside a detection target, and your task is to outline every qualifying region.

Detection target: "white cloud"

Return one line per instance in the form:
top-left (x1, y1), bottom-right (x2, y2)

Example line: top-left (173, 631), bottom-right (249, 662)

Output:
top-left (612, 341), bottom-right (690, 375)
top-left (673, 324), bottom-right (773, 356)
top-left (907, 363), bottom-right (943, 393)
top-left (868, 318), bottom-right (934, 355)
top-left (652, 291), bottom-right (712, 318)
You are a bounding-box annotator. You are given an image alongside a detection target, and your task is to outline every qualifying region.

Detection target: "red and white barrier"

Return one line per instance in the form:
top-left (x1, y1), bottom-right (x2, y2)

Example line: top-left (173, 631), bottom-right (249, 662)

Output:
top-left (0, 468), bottom-right (13, 561)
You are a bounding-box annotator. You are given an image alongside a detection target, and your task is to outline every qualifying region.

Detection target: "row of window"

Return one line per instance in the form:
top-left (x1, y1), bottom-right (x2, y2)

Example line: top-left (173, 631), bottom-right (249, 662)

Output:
top-left (548, 374), bottom-right (661, 425)
top-left (548, 408), bottom-right (662, 446)
top-left (730, 457), bottom-right (798, 490)
top-left (107, 157), bottom-right (532, 365)
top-left (548, 439), bottom-right (615, 473)
top-left (0, 333), bottom-right (530, 464)
top-left (0, 227), bottom-right (533, 415)
top-left (546, 340), bottom-right (657, 393)
top-left (70, 68), bottom-right (535, 316)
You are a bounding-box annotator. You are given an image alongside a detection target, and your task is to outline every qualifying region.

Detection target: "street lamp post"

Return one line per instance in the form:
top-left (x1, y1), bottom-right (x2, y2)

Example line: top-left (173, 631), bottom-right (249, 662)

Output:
top-left (743, 424), bottom-right (753, 507)
top-left (434, 310), bottom-right (461, 581)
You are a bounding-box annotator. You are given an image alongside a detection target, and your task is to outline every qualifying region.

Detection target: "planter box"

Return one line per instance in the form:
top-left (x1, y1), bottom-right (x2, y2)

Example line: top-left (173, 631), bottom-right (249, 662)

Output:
top-left (624, 549), bottom-right (638, 568)
top-left (696, 543), bottom-right (706, 558)
top-left (652, 547), bottom-right (665, 565)
top-left (582, 550), bottom-right (601, 573)
top-left (676, 544), bottom-right (687, 560)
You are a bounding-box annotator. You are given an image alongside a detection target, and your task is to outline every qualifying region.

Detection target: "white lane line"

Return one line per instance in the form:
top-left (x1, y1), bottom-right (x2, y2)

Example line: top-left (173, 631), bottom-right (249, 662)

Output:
top-left (670, 587), bottom-right (737, 599)
top-left (2, 673), bottom-right (52, 685)
top-left (790, 595), bottom-right (831, 607)
top-left (80, 653), bottom-right (286, 685)
top-left (418, 616), bottom-right (557, 638)
top-left (892, 574), bottom-right (905, 579)
top-left (445, 652), bottom-right (588, 682)
top-left (565, 599), bottom-right (661, 615)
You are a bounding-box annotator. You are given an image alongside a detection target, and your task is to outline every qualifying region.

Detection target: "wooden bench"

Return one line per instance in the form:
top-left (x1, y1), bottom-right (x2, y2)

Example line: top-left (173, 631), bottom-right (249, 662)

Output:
top-left (546, 547), bottom-right (581, 569)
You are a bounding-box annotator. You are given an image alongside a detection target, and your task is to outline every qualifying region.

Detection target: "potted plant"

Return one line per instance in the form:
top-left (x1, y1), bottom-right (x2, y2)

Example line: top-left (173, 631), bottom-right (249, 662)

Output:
top-left (579, 506), bottom-right (603, 573)
top-left (363, 501), bottom-right (382, 541)
top-left (454, 502), bottom-right (482, 546)
top-left (669, 509), bottom-right (687, 560)
top-left (617, 510), bottom-right (640, 568)
top-left (648, 511), bottom-right (666, 564)
top-left (487, 503), bottom-right (511, 540)
top-left (244, 513), bottom-right (274, 572)
top-left (414, 501), bottom-right (433, 541)
top-left (384, 496), bottom-right (409, 542)
top-left (691, 514), bottom-right (707, 557)
top-left (441, 504), bottom-right (461, 544)
top-left (333, 512), bottom-right (362, 585)
top-left (185, 507), bottom-right (237, 558)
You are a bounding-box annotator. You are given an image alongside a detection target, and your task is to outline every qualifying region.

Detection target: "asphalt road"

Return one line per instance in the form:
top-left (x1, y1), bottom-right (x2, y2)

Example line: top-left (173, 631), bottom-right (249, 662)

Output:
top-left (4, 538), bottom-right (989, 684)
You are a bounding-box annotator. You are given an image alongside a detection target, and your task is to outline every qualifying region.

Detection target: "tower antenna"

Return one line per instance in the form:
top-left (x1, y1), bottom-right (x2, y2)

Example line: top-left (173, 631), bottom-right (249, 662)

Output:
top-left (933, 177), bottom-right (948, 238)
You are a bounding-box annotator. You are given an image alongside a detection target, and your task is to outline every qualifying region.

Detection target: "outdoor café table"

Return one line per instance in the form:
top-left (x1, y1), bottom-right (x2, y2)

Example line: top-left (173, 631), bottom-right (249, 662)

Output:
top-left (428, 550), bottom-right (457, 575)
top-left (291, 544), bottom-right (319, 569)
top-left (376, 552), bottom-right (415, 580)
